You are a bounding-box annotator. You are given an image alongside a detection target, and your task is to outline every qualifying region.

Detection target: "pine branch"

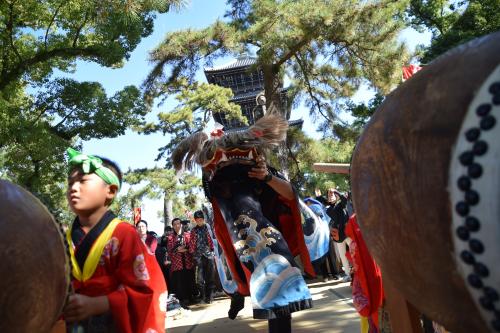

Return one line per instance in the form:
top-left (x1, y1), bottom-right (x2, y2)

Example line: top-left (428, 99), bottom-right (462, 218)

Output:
top-left (45, 1), bottom-right (66, 49)
top-left (409, 1), bottom-right (446, 35)
top-left (294, 53), bottom-right (332, 124)
top-left (52, 105), bottom-right (77, 129)
top-left (0, 46), bottom-right (102, 90)
top-left (73, 10), bottom-right (90, 48)
top-left (276, 38), bottom-right (311, 68)
top-left (7, 1), bottom-right (22, 63)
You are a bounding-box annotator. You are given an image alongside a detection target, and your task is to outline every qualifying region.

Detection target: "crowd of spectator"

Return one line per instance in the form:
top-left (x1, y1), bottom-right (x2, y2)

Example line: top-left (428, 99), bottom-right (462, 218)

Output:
top-left (136, 210), bottom-right (218, 310)
top-left (307, 188), bottom-right (354, 283)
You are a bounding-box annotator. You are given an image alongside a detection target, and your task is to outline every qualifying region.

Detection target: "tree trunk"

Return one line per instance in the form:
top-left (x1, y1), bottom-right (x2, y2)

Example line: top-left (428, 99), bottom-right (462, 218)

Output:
top-left (24, 159), bottom-right (41, 192)
top-left (262, 64), bottom-right (285, 117)
top-left (164, 193), bottom-right (173, 228)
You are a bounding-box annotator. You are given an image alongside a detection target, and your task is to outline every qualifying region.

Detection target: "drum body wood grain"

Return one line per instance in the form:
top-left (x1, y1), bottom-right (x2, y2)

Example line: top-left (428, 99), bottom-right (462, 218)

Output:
top-left (351, 32), bottom-right (500, 333)
top-left (0, 180), bottom-right (69, 333)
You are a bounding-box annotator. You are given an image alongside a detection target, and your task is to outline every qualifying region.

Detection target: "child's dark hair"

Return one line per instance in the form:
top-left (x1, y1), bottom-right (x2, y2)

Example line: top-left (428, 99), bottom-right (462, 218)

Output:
top-left (137, 220), bottom-right (148, 227)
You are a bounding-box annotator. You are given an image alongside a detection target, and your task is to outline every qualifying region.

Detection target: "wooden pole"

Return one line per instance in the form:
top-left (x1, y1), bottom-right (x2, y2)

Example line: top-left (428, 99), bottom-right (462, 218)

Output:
top-left (312, 163), bottom-right (350, 174)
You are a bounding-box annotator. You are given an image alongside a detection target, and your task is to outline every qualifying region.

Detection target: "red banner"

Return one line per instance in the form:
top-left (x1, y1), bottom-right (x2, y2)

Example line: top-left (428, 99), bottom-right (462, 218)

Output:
top-left (133, 207), bottom-right (141, 225)
top-left (402, 64), bottom-right (422, 81)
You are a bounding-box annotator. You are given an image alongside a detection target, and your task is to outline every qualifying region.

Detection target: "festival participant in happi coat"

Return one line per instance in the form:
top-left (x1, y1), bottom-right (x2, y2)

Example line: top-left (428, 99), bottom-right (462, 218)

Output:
top-left (63, 148), bottom-right (167, 333)
top-left (167, 217), bottom-right (196, 309)
top-left (189, 210), bottom-right (216, 304)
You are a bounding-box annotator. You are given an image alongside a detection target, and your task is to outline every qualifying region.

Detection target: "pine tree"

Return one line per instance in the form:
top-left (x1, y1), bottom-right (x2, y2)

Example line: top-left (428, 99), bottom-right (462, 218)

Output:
top-left (142, 0), bottom-right (409, 174)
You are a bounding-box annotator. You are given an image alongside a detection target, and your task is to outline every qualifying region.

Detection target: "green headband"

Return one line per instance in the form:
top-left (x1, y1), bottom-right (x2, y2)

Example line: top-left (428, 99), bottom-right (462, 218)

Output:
top-left (67, 148), bottom-right (120, 190)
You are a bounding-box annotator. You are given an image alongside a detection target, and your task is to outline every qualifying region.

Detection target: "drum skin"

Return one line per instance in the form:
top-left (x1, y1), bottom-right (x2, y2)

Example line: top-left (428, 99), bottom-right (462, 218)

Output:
top-left (351, 32), bottom-right (500, 333)
top-left (0, 180), bottom-right (68, 333)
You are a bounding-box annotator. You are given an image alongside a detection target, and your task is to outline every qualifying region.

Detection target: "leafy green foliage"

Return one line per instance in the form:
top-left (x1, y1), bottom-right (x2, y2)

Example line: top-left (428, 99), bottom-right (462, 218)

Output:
top-left (317, 93), bottom-right (385, 142)
top-left (34, 78), bottom-right (148, 140)
top-left (0, 80), bottom-right (148, 218)
top-left (0, 0), bottom-right (182, 218)
top-left (118, 168), bottom-right (202, 224)
top-left (284, 93), bottom-right (383, 195)
top-left (0, 0), bottom-right (180, 92)
top-left (0, 0), bottom-right (184, 218)
top-left (407, 0), bottom-right (500, 62)
top-left (140, 0), bottom-right (410, 189)
top-left (284, 127), bottom-right (355, 195)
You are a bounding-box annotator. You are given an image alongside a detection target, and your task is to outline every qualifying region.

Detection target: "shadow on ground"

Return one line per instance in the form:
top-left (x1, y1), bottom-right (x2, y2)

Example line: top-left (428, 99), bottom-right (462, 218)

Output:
top-left (167, 282), bottom-right (359, 333)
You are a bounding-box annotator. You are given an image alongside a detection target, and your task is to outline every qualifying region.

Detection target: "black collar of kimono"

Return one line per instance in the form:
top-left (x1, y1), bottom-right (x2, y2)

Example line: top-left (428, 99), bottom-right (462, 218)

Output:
top-left (71, 210), bottom-right (116, 270)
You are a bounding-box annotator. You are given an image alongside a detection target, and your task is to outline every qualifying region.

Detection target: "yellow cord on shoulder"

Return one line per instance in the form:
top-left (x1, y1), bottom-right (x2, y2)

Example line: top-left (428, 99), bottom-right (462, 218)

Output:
top-left (66, 218), bottom-right (121, 282)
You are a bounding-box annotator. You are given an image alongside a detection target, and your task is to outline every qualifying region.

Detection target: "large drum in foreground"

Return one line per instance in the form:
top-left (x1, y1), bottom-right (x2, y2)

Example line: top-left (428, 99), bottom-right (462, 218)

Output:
top-left (0, 180), bottom-right (69, 333)
top-left (351, 32), bottom-right (500, 332)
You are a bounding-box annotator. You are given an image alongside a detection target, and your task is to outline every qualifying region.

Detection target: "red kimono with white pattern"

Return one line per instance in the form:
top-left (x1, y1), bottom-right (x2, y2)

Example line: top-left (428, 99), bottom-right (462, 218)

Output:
top-left (71, 222), bottom-right (167, 333)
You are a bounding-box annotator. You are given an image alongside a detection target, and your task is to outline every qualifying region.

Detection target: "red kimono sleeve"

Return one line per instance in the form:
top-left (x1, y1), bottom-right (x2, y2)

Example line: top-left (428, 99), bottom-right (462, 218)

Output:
top-left (106, 224), bottom-right (167, 333)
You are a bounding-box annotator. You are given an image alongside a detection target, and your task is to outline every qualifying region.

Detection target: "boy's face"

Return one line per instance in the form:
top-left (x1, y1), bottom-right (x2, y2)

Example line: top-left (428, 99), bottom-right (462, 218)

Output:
top-left (67, 169), bottom-right (117, 215)
top-left (195, 217), bottom-right (205, 226)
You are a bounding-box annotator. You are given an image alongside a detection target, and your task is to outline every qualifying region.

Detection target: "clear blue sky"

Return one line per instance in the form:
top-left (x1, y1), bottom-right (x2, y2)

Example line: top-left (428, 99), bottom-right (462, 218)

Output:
top-left (58, 0), bottom-right (431, 231)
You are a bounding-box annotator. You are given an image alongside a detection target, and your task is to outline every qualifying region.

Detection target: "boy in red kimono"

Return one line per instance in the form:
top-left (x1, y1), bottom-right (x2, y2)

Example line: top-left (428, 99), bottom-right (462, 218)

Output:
top-left (63, 148), bottom-right (167, 333)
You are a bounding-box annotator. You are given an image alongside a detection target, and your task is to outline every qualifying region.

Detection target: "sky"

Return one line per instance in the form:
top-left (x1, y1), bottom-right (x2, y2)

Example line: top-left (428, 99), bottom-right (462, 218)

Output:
top-left (58, 0), bottom-right (432, 234)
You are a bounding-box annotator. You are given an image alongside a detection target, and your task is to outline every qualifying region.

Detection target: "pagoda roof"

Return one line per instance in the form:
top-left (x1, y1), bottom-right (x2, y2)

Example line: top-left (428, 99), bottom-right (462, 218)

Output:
top-left (223, 118), bottom-right (303, 133)
top-left (205, 57), bottom-right (257, 73)
top-left (230, 90), bottom-right (262, 102)
top-left (230, 87), bottom-right (288, 102)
